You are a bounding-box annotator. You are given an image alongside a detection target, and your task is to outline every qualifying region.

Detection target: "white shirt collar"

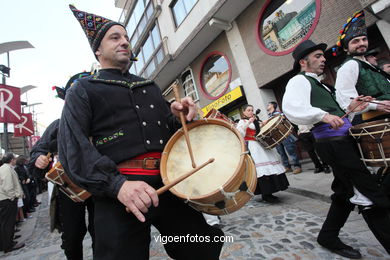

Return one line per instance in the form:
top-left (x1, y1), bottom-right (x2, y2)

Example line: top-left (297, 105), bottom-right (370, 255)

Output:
top-left (352, 55), bottom-right (374, 67)
top-left (304, 72), bottom-right (322, 81)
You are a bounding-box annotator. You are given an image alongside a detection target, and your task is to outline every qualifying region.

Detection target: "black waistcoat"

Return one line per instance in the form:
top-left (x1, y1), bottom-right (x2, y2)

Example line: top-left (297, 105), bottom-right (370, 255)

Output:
top-left (75, 69), bottom-right (179, 163)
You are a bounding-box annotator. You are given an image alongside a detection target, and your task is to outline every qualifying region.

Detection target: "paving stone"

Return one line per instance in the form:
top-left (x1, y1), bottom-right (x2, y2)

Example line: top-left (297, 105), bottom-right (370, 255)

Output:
top-left (4, 176), bottom-right (390, 260)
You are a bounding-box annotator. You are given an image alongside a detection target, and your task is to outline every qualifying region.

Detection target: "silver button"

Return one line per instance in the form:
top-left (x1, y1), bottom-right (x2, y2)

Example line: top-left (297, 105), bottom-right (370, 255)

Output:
top-left (146, 140), bottom-right (150, 144)
top-left (160, 140), bottom-right (163, 144)
top-left (166, 124), bottom-right (169, 129)
top-left (135, 105), bottom-right (139, 109)
top-left (143, 122), bottom-right (147, 126)
top-left (150, 104), bottom-right (154, 109)
top-left (157, 121), bottom-right (161, 126)
top-left (143, 90), bottom-right (146, 94)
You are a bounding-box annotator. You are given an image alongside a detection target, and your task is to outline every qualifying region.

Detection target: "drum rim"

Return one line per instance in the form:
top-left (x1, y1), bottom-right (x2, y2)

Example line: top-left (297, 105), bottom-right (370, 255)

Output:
top-left (350, 118), bottom-right (390, 130)
top-left (160, 118), bottom-right (246, 200)
top-left (349, 119), bottom-right (390, 136)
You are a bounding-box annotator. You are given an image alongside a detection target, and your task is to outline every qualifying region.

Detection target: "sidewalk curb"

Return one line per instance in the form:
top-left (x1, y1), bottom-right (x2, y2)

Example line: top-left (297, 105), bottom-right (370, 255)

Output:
top-left (285, 187), bottom-right (331, 204)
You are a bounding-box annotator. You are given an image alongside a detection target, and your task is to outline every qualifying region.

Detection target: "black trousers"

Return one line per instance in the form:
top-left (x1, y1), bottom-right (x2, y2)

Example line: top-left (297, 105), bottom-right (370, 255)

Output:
top-left (93, 176), bottom-right (224, 260)
top-left (57, 191), bottom-right (95, 260)
top-left (317, 200), bottom-right (355, 249)
top-left (361, 207), bottom-right (390, 254)
top-left (298, 132), bottom-right (327, 169)
top-left (315, 137), bottom-right (390, 251)
top-left (0, 199), bottom-right (17, 252)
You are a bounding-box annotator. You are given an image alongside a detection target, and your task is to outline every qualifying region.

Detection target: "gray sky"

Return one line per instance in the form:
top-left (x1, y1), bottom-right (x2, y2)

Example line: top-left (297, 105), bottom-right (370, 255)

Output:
top-left (0, 0), bottom-right (122, 134)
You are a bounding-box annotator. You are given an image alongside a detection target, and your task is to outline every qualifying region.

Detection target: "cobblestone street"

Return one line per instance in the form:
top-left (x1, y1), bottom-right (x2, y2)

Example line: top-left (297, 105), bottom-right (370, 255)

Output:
top-left (2, 164), bottom-right (390, 260)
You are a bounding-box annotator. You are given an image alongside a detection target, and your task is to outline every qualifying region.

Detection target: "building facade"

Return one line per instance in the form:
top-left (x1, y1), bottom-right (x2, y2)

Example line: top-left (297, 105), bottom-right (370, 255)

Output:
top-left (115, 0), bottom-right (390, 121)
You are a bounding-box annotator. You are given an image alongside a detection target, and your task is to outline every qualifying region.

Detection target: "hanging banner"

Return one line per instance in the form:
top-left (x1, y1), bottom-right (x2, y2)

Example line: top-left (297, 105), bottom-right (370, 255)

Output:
top-left (0, 84), bottom-right (21, 123)
top-left (14, 113), bottom-right (34, 136)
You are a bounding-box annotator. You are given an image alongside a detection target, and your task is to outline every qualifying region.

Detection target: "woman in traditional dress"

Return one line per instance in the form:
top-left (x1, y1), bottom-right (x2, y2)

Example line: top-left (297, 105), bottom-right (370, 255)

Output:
top-left (236, 104), bottom-right (289, 202)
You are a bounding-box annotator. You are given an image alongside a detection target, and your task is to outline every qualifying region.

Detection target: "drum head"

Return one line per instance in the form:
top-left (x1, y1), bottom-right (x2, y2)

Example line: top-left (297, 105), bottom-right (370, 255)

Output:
top-left (162, 119), bottom-right (244, 198)
top-left (259, 116), bottom-right (280, 135)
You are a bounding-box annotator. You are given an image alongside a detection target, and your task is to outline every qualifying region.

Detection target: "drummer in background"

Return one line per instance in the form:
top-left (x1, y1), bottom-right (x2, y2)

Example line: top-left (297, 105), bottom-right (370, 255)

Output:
top-left (334, 10), bottom-right (390, 124)
top-left (236, 105), bottom-right (289, 203)
top-left (29, 72), bottom-right (95, 260)
top-left (379, 59), bottom-right (390, 75)
top-left (58, 5), bottom-right (223, 260)
top-left (282, 39), bottom-right (390, 258)
top-left (363, 48), bottom-right (379, 67)
top-left (267, 102), bottom-right (302, 174)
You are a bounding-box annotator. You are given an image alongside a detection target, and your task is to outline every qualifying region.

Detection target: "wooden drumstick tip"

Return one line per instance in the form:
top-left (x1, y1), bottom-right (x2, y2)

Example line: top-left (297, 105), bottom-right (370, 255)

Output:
top-left (125, 157), bottom-right (215, 212)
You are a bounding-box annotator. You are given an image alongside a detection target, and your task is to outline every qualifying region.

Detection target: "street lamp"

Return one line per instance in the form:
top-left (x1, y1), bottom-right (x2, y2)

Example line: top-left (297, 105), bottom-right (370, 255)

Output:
top-left (0, 41), bottom-right (34, 152)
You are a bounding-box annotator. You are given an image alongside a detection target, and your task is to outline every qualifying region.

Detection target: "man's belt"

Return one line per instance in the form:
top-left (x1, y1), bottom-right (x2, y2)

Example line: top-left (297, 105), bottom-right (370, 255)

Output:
top-left (117, 157), bottom-right (160, 170)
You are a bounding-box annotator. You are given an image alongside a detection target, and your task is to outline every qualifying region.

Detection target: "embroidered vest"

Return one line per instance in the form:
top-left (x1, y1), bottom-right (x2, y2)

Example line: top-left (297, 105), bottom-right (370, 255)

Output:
top-left (300, 73), bottom-right (345, 117)
top-left (347, 57), bottom-right (390, 100)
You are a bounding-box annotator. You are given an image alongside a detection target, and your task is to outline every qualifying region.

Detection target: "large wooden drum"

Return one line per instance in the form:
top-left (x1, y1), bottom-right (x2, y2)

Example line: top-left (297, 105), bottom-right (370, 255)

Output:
top-left (256, 115), bottom-right (293, 149)
top-left (45, 162), bottom-right (91, 202)
top-left (349, 118), bottom-right (390, 167)
top-left (160, 118), bottom-right (257, 215)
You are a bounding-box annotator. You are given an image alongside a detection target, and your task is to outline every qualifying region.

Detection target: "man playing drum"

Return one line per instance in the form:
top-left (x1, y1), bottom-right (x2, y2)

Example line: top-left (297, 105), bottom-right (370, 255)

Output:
top-left (29, 72), bottom-right (95, 260)
top-left (267, 102), bottom-right (302, 174)
top-left (282, 39), bottom-right (390, 258)
top-left (334, 10), bottom-right (390, 124)
top-left (58, 5), bottom-right (223, 260)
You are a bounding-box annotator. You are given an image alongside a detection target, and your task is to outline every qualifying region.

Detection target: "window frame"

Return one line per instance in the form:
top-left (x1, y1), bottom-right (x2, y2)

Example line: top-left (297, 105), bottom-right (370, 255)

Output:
top-left (199, 51), bottom-right (232, 100)
top-left (130, 23), bottom-right (164, 77)
top-left (181, 69), bottom-right (199, 102)
top-left (126, 0), bottom-right (153, 49)
top-left (256, 0), bottom-right (321, 56)
top-left (169, 0), bottom-right (198, 27)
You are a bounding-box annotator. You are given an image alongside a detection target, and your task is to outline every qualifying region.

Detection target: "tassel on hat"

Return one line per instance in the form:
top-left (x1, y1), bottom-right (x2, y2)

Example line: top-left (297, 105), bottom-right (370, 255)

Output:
top-left (333, 10), bottom-right (367, 56)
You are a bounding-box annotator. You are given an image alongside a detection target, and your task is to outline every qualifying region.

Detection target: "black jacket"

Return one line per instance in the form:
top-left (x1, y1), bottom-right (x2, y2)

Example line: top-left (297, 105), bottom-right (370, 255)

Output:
top-left (58, 69), bottom-right (180, 198)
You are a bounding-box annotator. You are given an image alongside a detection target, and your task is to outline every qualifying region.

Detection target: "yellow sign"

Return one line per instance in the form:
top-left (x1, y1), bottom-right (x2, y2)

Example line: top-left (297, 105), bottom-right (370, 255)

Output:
top-left (201, 87), bottom-right (243, 114)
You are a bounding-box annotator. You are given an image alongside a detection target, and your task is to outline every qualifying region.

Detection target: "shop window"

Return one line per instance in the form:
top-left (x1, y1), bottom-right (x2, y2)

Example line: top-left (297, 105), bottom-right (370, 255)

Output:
top-left (170, 0), bottom-right (197, 26)
top-left (257, 0), bottom-right (321, 56)
top-left (200, 52), bottom-right (232, 100)
top-left (181, 70), bottom-right (199, 102)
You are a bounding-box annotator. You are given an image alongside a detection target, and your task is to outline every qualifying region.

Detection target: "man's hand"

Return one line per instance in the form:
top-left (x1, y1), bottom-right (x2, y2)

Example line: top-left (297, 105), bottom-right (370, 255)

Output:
top-left (376, 100), bottom-right (390, 113)
top-left (171, 97), bottom-right (197, 121)
top-left (322, 114), bottom-right (344, 129)
top-left (35, 155), bottom-right (51, 169)
top-left (348, 95), bottom-right (371, 113)
top-left (117, 181), bottom-right (159, 222)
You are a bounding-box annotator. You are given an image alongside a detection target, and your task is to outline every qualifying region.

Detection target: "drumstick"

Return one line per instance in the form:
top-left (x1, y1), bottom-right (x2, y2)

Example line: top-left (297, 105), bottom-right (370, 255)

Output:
top-left (341, 99), bottom-right (365, 119)
top-left (172, 84), bottom-right (197, 168)
top-left (156, 158), bottom-right (214, 195)
top-left (125, 158), bottom-right (215, 213)
top-left (349, 97), bottom-right (390, 108)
